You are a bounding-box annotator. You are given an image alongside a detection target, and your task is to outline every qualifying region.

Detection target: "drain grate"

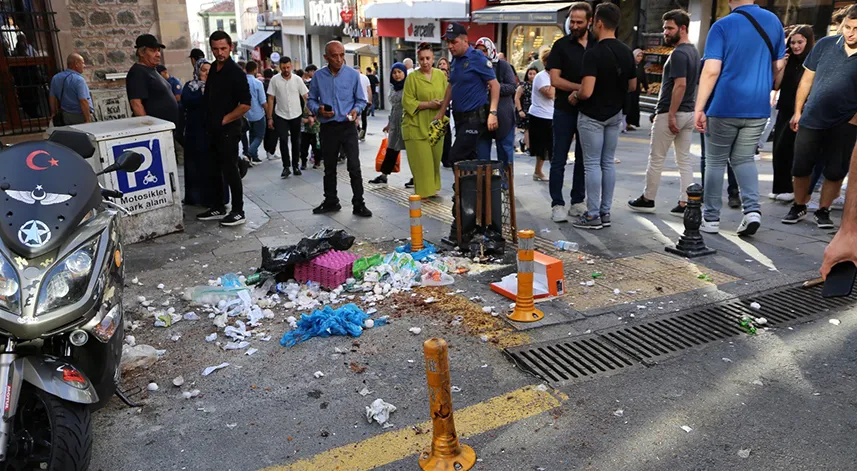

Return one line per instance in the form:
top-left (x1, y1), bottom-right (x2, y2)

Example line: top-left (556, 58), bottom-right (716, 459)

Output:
top-left (506, 282), bottom-right (857, 385)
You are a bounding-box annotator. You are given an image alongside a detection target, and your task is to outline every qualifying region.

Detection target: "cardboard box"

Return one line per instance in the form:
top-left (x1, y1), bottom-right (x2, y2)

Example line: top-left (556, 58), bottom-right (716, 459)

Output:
top-left (490, 251), bottom-right (565, 300)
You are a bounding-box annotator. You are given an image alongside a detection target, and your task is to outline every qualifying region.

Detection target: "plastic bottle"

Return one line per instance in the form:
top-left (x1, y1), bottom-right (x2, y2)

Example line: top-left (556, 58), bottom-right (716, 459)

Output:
top-left (554, 240), bottom-right (579, 252)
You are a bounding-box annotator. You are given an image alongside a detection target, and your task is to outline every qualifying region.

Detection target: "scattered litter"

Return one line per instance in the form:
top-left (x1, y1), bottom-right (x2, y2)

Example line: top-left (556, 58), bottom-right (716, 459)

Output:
top-left (451, 386), bottom-right (462, 393)
top-left (697, 274), bottom-right (713, 282)
top-left (170, 334), bottom-right (181, 342)
top-left (120, 344), bottom-right (159, 373)
top-left (750, 302), bottom-right (761, 310)
top-left (205, 333), bottom-right (217, 342)
top-left (535, 384), bottom-right (549, 392)
top-left (281, 304), bottom-right (380, 347)
top-left (202, 362), bottom-right (230, 376)
top-left (364, 319), bottom-right (375, 329)
top-left (182, 389), bottom-right (201, 399)
top-left (755, 317), bottom-right (768, 325)
top-left (680, 425), bottom-right (693, 433)
top-left (147, 382), bottom-right (159, 392)
top-left (358, 387), bottom-right (373, 397)
top-left (157, 283), bottom-right (165, 290)
top-left (124, 335), bottom-right (136, 347)
top-left (591, 272), bottom-right (603, 279)
top-left (131, 277), bottom-right (139, 285)
top-left (226, 423), bottom-right (238, 430)
top-left (408, 327), bottom-right (422, 335)
top-left (737, 448), bottom-right (751, 459)
top-left (480, 335), bottom-right (489, 342)
top-left (613, 289), bottom-right (621, 295)
top-left (613, 409), bottom-right (624, 418)
top-left (829, 319), bottom-right (841, 326)
top-left (223, 341), bottom-right (250, 350)
top-left (172, 376), bottom-right (185, 387)
top-left (751, 380), bottom-right (764, 386)
top-left (245, 348), bottom-right (258, 356)
top-left (313, 371), bottom-right (325, 378)
top-left (365, 398), bottom-right (397, 426)
top-left (183, 312), bottom-right (199, 321)
top-left (349, 361), bottom-right (367, 373)
top-left (424, 297), bottom-right (437, 304)
top-left (722, 357), bottom-right (732, 363)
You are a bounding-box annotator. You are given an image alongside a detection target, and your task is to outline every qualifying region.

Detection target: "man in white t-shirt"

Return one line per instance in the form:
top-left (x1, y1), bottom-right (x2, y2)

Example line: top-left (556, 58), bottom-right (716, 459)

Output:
top-left (267, 55), bottom-right (309, 178)
top-left (355, 66), bottom-right (372, 140)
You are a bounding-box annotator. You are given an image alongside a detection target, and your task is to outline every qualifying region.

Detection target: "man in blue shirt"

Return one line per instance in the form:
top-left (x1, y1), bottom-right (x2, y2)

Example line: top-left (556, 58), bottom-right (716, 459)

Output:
top-left (243, 61), bottom-right (267, 165)
top-left (695, 0), bottom-right (785, 237)
top-left (48, 53), bottom-right (92, 125)
top-left (783, 5), bottom-right (857, 229)
top-left (434, 23), bottom-right (499, 240)
top-left (307, 40), bottom-right (371, 217)
top-left (157, 64), bottom-right (182, 101)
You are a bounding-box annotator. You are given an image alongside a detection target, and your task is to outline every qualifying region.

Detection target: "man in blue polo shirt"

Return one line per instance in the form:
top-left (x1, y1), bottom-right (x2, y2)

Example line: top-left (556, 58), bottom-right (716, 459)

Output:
top-left (694, 0), bottom-right (785, 237)
top-left (782, 4), bottom-right (857, 230)
top-left (48, 53), bottom-right (92, 125)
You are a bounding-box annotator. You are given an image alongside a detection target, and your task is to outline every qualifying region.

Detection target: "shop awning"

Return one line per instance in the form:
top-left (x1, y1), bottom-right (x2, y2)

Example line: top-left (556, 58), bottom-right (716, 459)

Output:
top-left (344, 42), bottom-right (378, 56)
top-left (364, 0), bottom-right (467, 20)
top-left (241, 30), bottom-right (277, 50)
top-left (472, 2), bottom-right (572, 24)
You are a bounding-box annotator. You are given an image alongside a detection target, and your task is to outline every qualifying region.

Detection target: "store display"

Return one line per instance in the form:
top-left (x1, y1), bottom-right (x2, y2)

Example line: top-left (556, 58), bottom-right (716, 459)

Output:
top-left (648, 82), bottom-right (662, 96)
top-left (644, 46), bottom-right (674, 55)
top-left (644, 63), bottom-right (664, 74)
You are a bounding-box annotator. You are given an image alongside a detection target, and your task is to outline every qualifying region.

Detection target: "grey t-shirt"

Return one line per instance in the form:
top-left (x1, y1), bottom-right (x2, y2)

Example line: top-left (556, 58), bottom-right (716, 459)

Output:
top-left (656, 43), bottom-right (699, 114)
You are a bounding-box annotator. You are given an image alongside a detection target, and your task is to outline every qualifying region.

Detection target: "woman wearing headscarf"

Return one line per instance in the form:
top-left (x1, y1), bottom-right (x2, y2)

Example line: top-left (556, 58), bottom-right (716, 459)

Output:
top-left (623, 48), bottom-right (648, 131)
top-left (402, 43), bottom-right (448, 198)
top-left (770, 25), bottom-right (815, 201)
top-left (369, 62), bottom-right (408, 185)
top-left (181, 59), bottom-right (219, 206)
top-left (474, 37), bottom-right (518, 166)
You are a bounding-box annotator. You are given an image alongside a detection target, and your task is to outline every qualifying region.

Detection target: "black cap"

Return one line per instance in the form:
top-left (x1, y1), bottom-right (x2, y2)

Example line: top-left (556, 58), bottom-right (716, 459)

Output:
top-left (135, 34), bottom-right (165, 49)
top-left (155, 64), bottom-right (167, 73)
top-left (443, 23), bottom-right (467, 41)
top-left (189, 48), bottom-right (205, 61)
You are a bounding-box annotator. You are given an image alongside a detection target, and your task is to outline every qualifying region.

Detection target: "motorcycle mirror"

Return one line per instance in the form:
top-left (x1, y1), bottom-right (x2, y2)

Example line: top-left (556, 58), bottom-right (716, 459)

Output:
top-left (97, 151), bottom-right (144, 175)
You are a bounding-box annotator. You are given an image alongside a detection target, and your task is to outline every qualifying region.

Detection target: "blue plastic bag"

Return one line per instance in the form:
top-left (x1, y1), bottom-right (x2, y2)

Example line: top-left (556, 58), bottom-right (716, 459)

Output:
top-left (395, 242), bottom-right (436, 262)
top-left (281, 303), bottom-right (376, 347)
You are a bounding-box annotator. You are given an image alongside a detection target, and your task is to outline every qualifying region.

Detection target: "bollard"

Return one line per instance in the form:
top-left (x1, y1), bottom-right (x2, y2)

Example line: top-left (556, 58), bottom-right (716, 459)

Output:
top-left (666, 183), bottom-right (716, 258)
top-left (410, 195), bottom-right (424, 252)
top-left (419, 338), bottom-right (476, 471)
top-left (507, 229), bottom-right (545, 322)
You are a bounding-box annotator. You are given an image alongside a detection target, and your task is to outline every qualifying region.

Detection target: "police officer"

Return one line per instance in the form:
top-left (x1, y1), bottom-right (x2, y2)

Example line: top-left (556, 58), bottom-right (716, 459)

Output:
top-left (435, 22), bottom-right (500, 239)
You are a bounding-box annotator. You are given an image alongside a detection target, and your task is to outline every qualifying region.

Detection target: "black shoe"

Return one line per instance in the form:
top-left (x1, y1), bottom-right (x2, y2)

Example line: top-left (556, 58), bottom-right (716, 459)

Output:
top-left (815, 208), bottom-right (834, 229)
top-left (313, 162), bottom-right (321, 169)
top-left (301, 163), bottom-right (308, 170)
top-left (219, 212), bottom-right (246, 227)
top-left (359, 129), bottom-right (366, 141)
top-left (352, 205), bottom-right (372, 217)
top-left (627, 195), bottom-right (655, 213)
top-left (238, 158), bottom-right (250, 178)
top-left (197, 208), bottom-right (227, 221)
top-left (293, 167), bottom-right (302, 176)
top-left (312, 202), bottom-right (341, 214)
top-left (670, 203), bottom-right (686, 216)
top-left (250, 156), bottom-right (263, 164)
top-left (281, 168), bottom-right (291, 179)
top-left (728, 194), bottom-right (741, 209)
top-left (782, 204), bottom-right (808, 224)
top-left (369, 174), bottom-right (388, 184)
top-left (404, 178), bottom-right (415, 189)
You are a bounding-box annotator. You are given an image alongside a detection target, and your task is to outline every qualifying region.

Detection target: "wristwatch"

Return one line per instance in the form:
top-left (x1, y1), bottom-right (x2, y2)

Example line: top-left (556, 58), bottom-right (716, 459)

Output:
top-left (489, 110), bottom-right (498, 116)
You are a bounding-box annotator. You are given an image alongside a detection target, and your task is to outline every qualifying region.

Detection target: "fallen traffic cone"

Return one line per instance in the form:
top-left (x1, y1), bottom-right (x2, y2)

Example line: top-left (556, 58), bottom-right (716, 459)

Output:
top-left (419, 338), bottom-right (476, 471)
top-left (410, 194), bottom-right (424, 252)
top-left (507, 229), bottom-right (544, 322)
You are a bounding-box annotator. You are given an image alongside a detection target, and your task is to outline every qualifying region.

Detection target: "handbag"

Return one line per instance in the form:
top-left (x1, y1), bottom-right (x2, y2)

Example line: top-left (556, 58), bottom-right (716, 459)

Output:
top-left (51, 74), bottom-right (71, 127)
top-left (374, 137), bottom-right (400, 173)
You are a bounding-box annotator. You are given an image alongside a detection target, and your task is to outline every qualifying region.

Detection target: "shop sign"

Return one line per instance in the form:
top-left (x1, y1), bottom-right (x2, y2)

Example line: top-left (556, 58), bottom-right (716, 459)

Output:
top-left (307, 0), bottom-right (347, 27)
top-left (404, 19), bottom-right (440, 44)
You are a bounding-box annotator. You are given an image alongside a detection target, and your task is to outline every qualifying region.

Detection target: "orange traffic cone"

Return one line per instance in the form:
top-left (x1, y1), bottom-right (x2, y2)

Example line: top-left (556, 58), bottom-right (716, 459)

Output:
top-left (410, 194), bottom-right (424, 252)
top-left (507, 229), bottom-right (544, 322)
top-left (419, 338), bottom-right (476, 471)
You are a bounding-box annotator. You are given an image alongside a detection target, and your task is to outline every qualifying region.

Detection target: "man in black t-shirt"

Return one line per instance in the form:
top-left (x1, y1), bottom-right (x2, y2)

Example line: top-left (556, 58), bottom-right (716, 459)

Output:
top-left (126, 34), bottom-right (179, 124)
top-left (545, 1), bottom-right (593, 223)
top-left (196, 31), bottom-right (252, 227)
top-left (569, 2), bottom-right (636, 230)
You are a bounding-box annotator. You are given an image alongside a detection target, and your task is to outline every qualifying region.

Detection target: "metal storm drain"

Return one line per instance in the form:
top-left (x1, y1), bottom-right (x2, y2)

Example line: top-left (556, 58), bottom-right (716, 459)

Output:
top-left (506, 282), bottom-right (857, 385)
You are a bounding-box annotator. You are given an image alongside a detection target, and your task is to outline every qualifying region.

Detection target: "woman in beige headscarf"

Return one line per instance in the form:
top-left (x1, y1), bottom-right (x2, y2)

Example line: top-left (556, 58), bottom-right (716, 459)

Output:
top-left (624, 48), bottom-right (648, 131)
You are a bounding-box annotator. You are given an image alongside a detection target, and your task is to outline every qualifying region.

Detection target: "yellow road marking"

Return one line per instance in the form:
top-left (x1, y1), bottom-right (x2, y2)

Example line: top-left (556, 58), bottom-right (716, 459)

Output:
top-left (261, 385), bottom-right (565, 471)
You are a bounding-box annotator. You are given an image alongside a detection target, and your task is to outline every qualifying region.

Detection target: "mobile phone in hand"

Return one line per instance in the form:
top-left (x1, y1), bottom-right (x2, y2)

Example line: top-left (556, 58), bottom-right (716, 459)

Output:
top-left (822, 261), bottom-right (857, 298)
top-left (323, 104), bottom-right (332, 112)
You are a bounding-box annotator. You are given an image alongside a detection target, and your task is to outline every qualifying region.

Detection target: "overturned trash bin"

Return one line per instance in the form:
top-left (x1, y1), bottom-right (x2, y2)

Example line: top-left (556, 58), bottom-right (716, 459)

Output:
top-left (446, 160), bottom-right (516, 254)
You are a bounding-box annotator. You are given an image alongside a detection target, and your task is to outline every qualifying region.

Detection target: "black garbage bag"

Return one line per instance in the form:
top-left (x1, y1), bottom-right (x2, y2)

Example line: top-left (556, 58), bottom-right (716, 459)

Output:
top-left (261, 228), bottom-right (356, 277)
top-left (467, 226), bottom-right (505, 258)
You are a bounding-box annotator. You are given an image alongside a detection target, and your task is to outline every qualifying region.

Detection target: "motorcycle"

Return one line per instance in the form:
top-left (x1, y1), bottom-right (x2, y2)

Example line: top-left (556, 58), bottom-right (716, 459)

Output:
top-left (0, 130), bottom-right (142, 470)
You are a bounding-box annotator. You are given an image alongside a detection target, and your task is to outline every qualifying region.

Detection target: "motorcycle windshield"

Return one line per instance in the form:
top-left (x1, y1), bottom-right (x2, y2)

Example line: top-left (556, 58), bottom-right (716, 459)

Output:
top-left (0, 140), bottom-right (101, 258)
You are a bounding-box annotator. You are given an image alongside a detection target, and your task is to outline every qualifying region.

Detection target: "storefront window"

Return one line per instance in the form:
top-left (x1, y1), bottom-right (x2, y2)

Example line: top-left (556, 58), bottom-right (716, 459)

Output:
top-left (507, 25), bottom-right (563, 74)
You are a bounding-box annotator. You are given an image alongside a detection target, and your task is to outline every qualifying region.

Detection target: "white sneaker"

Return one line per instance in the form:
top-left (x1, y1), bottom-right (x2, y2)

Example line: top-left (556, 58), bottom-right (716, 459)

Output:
top-left (831, 195), bottom-right (846, 210)
top-left (767, 193), bottom-right (778, 200)
top-left (737, 212), bottom-right (762, 236)
top-left (775, 193), bottom-right (794, 202)
top-left (568, 202), bottom-right (587, 217)
top-left (700, 219), bottom-right (720, 234)
top-left (551, 205), bottom-right (568, 223)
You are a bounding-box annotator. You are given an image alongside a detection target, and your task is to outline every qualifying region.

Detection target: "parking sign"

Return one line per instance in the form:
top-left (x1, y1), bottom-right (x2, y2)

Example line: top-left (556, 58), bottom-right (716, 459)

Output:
top-left (113, 138), bottom-right (166, 194)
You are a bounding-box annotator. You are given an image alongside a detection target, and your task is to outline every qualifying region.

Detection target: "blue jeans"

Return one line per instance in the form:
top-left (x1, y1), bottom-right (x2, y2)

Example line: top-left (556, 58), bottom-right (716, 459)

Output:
top-left (477, 127), bottom-right (515, 166)
top-left (246, 118), bottom-right (266, 159)
top-left (549, 108), bottom-right (586, 207)
top-left (703, 117), bottom-right (766, 221)
top-left (578, 111), bottom-right (622, 217)
top-left (700, 132), bottom-right (739, 197)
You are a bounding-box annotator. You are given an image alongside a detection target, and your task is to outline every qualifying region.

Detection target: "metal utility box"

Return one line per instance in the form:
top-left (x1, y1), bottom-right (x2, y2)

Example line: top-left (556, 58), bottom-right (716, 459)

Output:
top-left (53, 116), bottom-right (184, 242)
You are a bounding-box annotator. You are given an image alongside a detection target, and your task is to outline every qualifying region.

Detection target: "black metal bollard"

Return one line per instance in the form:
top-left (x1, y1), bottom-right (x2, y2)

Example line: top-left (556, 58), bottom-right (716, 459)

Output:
top-left (666, 183), bottom-right (716, 258)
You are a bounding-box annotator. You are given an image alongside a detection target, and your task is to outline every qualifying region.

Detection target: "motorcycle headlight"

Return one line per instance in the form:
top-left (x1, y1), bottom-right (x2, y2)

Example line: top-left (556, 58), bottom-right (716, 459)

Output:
top-left (0, 254), bottom-right (21, 314)
top-left (37, 238), bottom-right (99, 315)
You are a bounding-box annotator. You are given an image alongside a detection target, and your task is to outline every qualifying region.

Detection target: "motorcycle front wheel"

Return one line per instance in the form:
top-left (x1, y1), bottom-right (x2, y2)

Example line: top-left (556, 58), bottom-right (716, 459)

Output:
top-left (3, 385), bottom-right (92, 471)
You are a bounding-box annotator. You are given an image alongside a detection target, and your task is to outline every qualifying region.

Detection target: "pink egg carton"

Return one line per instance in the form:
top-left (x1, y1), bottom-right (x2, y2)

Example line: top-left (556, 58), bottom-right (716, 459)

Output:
top-left (294, 250), bottom-right (359, 289)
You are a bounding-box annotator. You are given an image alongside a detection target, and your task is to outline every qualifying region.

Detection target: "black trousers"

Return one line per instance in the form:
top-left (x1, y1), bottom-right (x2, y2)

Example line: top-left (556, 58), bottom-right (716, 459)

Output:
top-left (300, 132), bottom-right (317, 164)
top-left (209, 122), bottom-right (244, 214)
top-left (361, 107), bottom-right (369, 133)
top-left (771, 111), bottom-right (796, 194)
top-left (320, 121), bottom-right (364, 206)
top-left (379, 147), bottom-right (400, 174)
top-left (274, 115), bottom-right (302, 169)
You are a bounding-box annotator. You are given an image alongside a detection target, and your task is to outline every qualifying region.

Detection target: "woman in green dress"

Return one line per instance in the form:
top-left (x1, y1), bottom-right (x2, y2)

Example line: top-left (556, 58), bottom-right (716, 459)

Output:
top-left (402, 43), bottom-right (448, 199)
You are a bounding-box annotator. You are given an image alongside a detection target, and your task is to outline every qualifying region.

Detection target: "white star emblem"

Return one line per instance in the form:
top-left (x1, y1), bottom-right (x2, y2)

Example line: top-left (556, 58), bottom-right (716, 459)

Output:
top-left (18, 220), bottom-right (51, 248)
